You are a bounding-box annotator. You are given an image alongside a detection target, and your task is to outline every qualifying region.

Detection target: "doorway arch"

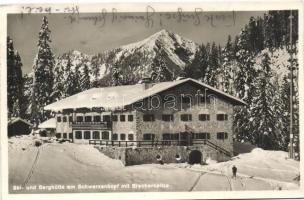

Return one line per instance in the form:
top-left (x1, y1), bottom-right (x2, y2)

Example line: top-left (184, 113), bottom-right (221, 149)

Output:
top-left (188, 150), bottom-right (202, 164)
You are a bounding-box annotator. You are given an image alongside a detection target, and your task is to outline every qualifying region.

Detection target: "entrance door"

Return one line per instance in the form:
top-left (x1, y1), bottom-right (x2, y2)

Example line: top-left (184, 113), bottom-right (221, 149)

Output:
top-left (188, 150), bottom-right (202, 164)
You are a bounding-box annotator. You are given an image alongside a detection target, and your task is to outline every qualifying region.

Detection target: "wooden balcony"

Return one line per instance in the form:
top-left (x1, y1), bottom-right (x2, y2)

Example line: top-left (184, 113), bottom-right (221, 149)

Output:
top-left (72, 121), bottom-right (111, 130)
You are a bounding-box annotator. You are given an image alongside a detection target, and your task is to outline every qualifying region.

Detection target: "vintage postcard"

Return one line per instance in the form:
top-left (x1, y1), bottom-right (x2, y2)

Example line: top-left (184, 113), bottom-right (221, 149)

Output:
top-left (0, 1), bottom-right (304, 199)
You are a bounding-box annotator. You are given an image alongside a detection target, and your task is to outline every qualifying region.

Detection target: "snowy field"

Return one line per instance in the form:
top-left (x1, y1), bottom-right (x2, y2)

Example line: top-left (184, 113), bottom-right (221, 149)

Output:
top-left (8, 135), bottom-right (300, 193)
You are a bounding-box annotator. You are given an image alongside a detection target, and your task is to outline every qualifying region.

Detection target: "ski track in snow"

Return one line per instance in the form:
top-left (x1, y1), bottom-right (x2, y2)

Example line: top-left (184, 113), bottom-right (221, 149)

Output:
top-left (188, 172), bottom-right (207, 191)
top-left (224, 174), bottom-right (233, 191)
top-left (22, 144), bottom-right (45, 187)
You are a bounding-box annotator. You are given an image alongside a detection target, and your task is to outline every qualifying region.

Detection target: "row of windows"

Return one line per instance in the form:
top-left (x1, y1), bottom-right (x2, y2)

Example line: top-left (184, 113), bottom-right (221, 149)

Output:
top-left (57, 114), bottom-right (134, 123)
top-left (56, 131), bottom-right (228, 141)
top-left (143, 114), bottom-right (228, 122)
top-left (57, 116), bottom-right (73, 123)
top-left (112, 133), bottom-right (134, 141)
top-left (74, 131), bottom-right (110, 140)
top-left (73, 131), bottom-right (135, 141)
top-left (56, 133), bottom-right (73, 139)
top-left (57, 113), bottom-right (228, 123)
top-left (142, 132), bottom-right (228, 140)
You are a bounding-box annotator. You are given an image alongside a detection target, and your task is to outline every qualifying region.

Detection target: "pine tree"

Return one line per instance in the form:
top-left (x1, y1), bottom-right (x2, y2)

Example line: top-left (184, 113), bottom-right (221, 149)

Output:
top-left (276, 76), bottom-right (290, 150)
top-left (233, 28), bottom-right (258, 144)
top-left (204, 42), bottom-right (219, 87)
top-left (64, 53), bottom-right (80, 96)
top-left (23, 74), bottom-right (33, 119)
top-left (7, 37), bottom-right (24, 118)
top-left (220, 35), bottom-right (234, 93)
top-left (111, 64), bottom-right (123, 86)
top-left (91, 54), bottom-right (101, 87)
top-left (31, 16), bottom-right (55, 123)
top-left (80, 62), bottom-right (90, 90)
top-left (250, 53), bottom-right (277, 149)
top-left (184, 44), bottom-right (209, 80)
top-left (7, 37), bottom-right (17, 117)
top-left (151, 50), bottom-right (173, 82)
top-left (51, 57), bottom-right (64, 101)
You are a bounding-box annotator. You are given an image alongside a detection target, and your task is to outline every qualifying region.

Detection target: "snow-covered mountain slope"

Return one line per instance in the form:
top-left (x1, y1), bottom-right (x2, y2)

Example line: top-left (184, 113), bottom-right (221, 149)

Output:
top-left (56, 29), bottom-right (198, 84)
top-left (254, 47), bottom-right (293, 85)
top-left (114, 29), bottom-right (198, 68)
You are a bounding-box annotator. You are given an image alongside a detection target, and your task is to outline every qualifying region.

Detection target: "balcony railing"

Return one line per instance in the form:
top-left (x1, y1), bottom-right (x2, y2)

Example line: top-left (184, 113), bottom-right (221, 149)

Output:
top-left (72, 121), bottom-right (111, 129)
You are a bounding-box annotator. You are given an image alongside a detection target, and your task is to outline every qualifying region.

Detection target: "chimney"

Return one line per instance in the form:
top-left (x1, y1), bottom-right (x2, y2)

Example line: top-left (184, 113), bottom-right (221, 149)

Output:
top-left (138, 77), bottom-right (153, 90)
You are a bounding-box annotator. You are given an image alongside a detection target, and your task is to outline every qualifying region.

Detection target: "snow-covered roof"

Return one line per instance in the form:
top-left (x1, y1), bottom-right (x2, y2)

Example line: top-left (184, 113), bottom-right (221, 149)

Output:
top-left (8, 117), bottom-right (33, 126)
top-left (38, 118), bottom-right (56, 129)
top-left (44, 78), bottom-right (246, 111)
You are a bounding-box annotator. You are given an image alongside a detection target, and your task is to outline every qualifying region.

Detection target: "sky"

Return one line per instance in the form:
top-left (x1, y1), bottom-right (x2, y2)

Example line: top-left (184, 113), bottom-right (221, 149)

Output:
top-left (7, 11), bottom-right (265, 73)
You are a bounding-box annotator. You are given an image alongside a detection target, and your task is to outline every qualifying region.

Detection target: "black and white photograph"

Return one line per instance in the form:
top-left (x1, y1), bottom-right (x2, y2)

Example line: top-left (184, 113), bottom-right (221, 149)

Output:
top-left (1, 2), bottom-right (303, 199)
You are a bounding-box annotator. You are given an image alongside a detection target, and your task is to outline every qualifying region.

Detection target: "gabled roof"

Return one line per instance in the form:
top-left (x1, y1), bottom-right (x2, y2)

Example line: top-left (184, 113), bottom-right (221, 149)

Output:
top-left (38, 118), bottom-right (56, 129)
top-left (8, 117), bottom-right (33, 126)
top-left (44, 78), bottom-right (246, 111)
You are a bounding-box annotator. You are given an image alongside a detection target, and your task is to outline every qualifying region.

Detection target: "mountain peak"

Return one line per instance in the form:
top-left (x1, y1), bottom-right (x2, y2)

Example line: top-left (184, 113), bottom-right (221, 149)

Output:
top-left (119, 29), bottom-right (197, 55)
top-left (150, 29), bottom-right (171, 37)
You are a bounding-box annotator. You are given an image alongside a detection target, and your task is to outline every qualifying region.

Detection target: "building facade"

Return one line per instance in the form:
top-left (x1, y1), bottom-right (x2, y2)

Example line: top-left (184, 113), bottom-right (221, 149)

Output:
top-left (45, 78), bottom-right (245, 158)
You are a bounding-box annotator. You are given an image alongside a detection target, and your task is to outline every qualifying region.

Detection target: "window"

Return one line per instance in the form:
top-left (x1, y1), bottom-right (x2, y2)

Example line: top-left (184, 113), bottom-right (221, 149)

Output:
top-left (120, 133), bottom-right (126, 141)
top-left (85, 116), bottom-right (92, 122)
top-left (112, 115), bottom-right (118, 121)
top-left (102, 131), bottom-right (109, 140)
top-left (199, 114), bottom-right (210, 121)
top-left (180, 132), bottom-right (188, 140)
top-left (69, 133), bottom-right (73, 139)
top-left (195, 132), bottom-right (210, 140)
top-left (93, 131), bottom-right (100, 139)
top-left (93, 116), bottom-right (101, 122)
top-left (172, 133), bottom-right (179, 140)
top-left (128, 134), bottom-right (134, 141)
top-left (103, 115), bottom-right (111, 122)
top-left (181, 95), bottom-right (191, 104)
top-left (75, 131), bottom-right (82, 139)
top-left (56, 133), bottom-right (61, 138)
top-left (69, 116), bottom-right (73, 123)
top-left (63, 116), bottom-right (67, 122)
top-left (180, 114), bottom-right (192, 121)
top-left (162, 133), bottom-right (179, 140)
top-left (143, 114), bottom-right (155, 122)
top-left (63, 133), bottom-right (67, 139)
top-left (217, 114), bottom-right (228, 121)
top-left (162, 114), bottom-right (174, 122)
top-left (128, 115), bottom-right (133, 122)
top-left (112, 133), bottom-right (118, 140)
top-left (217, 132), bottom-right (228, 140)
top-left (120, 115), bottom-right (126, 122)
top-left (76, 116), bottom-right (83, 122)
top-left (57, 116), bottom-right (61, 122)
top-left (143, 133), bottom-right (155, 141)
top-left (84, 131), bottom-right (91, 139)
top-left (162, 133), bottom-right (171, 140)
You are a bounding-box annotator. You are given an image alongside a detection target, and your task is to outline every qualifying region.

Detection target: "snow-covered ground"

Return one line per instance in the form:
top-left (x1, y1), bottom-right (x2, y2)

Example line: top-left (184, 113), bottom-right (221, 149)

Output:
top-left (169, 148), bottom-right (300, 190)
top-left (8, 136), bottom-right (300, 193)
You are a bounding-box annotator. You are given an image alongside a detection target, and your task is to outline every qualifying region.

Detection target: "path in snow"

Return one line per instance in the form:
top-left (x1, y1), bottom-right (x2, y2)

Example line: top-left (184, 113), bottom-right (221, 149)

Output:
top-left (8, 142), bottom-right (298, 193)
